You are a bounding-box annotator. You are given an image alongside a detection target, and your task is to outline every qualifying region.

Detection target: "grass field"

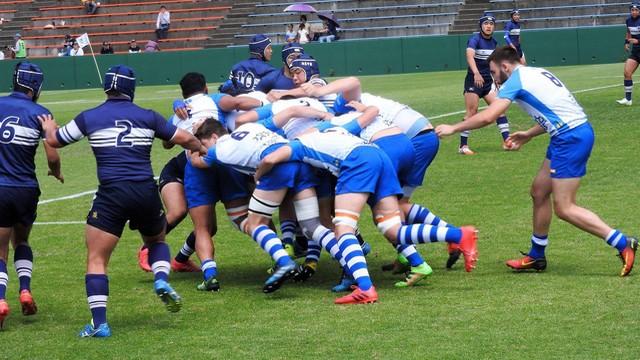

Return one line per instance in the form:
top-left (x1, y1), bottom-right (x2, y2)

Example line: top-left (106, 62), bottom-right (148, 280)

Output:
top-left (1, 62), bottom-right (639, 359)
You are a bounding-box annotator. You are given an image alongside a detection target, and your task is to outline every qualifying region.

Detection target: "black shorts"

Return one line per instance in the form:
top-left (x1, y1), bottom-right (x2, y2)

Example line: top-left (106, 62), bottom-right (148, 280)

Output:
top-left (515, 45), bottom-right (524, 59)
top-left (158, 151), bottom-right (187, 192)
top-left (0, 186), bottom-right (40, 227)
top-left (87, 180), bottom-right (166, 237)
top-left (629, 47), bottom-right (640, 63)
top-left (464, 73), bottom-right (493, 98)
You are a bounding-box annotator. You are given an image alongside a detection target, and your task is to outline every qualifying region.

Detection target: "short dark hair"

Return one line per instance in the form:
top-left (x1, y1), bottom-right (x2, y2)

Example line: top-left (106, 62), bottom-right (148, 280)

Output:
top-left (487, 46), bottom-right (520, 65)
top-left (300, 15), bottom-right (307, 21)
top-left (180, 72), bottom-right (206, 98)
top-left (160, 5), bottom-right (166, 9)
top-left (194, 118), bottom-right (228, 139)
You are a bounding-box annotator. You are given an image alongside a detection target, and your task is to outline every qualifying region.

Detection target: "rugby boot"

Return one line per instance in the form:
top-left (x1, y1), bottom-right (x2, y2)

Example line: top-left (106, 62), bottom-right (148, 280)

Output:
top-left (0, 300), bottom-right (8, 329)
top-left (459, 226), bottom-right (479, 272)
top-left (196, 277), bottom-right (220, 292)
top-left (171, 258), bottom-right (201, 273)
top-left (616, 98), bottom-right (632, 106)
top-left (79, 321), bottom-right (111, 338)
top-left (446, 242), bottom-right (462, 269)
top-left (293, 260), bottom-right (317, 282)
top-left (334, 286), bottom-right (378, 305)
top-left (137, 246), bottom-right (151, 272)
top-left (394, 262), bottom-right (433, 288)
top-left (263, 261), bottom-right (297, 293)
top-left (458, 145), bottom-right (476, 155)
top-left (506, 251), bottom-right (547, 271)
top-left (154, 279), bottom-right (182, 313)
top-left (19, 289), bottom-right (37, 316)
top-left (618, 237), bottom-right (638, 277)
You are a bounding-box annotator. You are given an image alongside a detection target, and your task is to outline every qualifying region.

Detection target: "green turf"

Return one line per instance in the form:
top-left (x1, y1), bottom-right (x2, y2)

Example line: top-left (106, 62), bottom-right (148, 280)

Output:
top-left (1, 63), bottom-right (639, 359)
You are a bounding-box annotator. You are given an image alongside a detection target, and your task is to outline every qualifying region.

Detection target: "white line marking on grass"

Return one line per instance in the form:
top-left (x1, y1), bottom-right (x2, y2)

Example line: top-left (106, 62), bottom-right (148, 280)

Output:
top-left (34, 221), bottom-right (85, 225)
top-left (430, 84), bottom-right (618, 119)
top-left (38, 189), bottom-right (96, 204)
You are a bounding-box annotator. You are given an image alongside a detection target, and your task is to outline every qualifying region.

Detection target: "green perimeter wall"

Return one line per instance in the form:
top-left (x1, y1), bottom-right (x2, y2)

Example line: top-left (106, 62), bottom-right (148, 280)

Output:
top-left (0, 25), bottom-right (628, 91)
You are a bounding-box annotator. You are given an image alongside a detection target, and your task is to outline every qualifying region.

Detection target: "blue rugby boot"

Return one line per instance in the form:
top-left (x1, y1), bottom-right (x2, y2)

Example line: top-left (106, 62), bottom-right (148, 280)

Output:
top-left (79, 322), bottom-right (111, 338)
top-left (154, 279), bottom-right (182, 313)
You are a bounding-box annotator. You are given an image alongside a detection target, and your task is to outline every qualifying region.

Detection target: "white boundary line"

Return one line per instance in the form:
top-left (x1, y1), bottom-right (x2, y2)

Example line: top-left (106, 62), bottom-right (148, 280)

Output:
top-left (32, 82), bottom-right (620, 225)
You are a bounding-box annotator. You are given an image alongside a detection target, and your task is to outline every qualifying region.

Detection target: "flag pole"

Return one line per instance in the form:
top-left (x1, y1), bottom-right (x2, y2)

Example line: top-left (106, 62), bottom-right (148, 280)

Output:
top-left (88, 41), bottom-right (102, 85)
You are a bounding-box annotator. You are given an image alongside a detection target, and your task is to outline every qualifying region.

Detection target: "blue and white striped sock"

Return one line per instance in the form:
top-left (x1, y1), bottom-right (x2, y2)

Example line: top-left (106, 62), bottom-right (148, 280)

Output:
top-left (14, 244), bottom-right (33, 292)
top-left (606, 229), bottom-right (628, 252)
top-left (306, 239), bottom-right (321, 263)
top-left (395, 244), bottom-right (424, 267)
top-left (528, 234), bottom-right (548, 259)
top-left (337, 234), bottom-right (372, 291)
top-left (201, 259), bottom-right (217, 281)
top-left (86, 273), bottom-right (108, 327)
top-left (397, 224), bottom-right (463, 245)
top-left (174, 232), bottom-right (195, 263)
top-left (624, 79), bottom-right (633, 101)
top-left (280, 220), bottom-right (297, 247)
top-left (0, 260), bottom-right (7, 300)
top-left (406, 204), bottom-right (450, 227)
top-left (497, 115), bottom-right (510, 140)
top-left (314, 226), bottom-right (347, 269)
top-left (148, 242), bottom-right (170, 282)
top-left (252, 225), bottom-right (293, 267)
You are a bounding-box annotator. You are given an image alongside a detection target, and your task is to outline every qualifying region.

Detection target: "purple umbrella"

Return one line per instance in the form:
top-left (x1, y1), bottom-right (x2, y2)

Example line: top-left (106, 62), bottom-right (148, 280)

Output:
top-left (317, 12), bottom-right (339, 27)
top-left (283, 3), bottom-right (317, 13)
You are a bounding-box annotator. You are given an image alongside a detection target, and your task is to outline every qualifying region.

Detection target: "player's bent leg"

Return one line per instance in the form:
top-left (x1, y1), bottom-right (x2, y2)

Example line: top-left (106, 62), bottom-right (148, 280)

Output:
top-left (551, 178), bottom-right (637, 276)
top-left (142, 232), bottom-right (183, 312)
top-left (291, 189), bottom-right (325, 281)
top-left (247, 188), bottom-right (297, 293)
top-left (160, 182), bottom-right (188, 233)
top-left (618, 59), bottom-right (638, 105)
top-left (11, 224), bottom-right (37, 316)
top-left (507, 160), bottom-right (553, 272)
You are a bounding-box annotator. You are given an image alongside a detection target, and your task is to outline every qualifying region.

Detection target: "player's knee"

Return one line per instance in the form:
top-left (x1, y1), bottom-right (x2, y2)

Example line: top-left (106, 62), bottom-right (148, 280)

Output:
top-left (552, 201), bottom-right (573, 221)
top-left (226, 204), bottom-right (249, 233)
top-left (333, 209), bottom-right (360, 234)
top-left (375, 211), bottom-right (402, 242)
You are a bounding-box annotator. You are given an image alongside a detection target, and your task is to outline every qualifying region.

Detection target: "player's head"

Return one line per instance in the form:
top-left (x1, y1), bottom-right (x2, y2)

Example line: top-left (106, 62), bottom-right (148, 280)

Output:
top-left (281, 42), bottom-right (304, 65)
top-left (631, 1), bottom-right (640, 16)
top-left (194, 117), bottom-right (228, 147)
top-left (13, 61), bottom-right (44, 102)
top-left (180, 72), bottom-right (207, 98)
top-left (479, 13), bottom-right (495, 36)
top-left (249, 34), bottom-right (272, 61)
top-left (103, 65), bottom-right (136, 101)
top-left (487, 46), bottom-right (521, 86)
top-left (289, 54), bottom-right (319, 86)
top-left (510, 9), bottom-right (520, 21)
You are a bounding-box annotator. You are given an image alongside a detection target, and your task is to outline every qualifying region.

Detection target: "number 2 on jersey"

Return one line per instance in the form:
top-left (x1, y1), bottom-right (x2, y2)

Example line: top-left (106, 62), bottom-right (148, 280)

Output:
top-left (115, 120), bottom-right (133, 147)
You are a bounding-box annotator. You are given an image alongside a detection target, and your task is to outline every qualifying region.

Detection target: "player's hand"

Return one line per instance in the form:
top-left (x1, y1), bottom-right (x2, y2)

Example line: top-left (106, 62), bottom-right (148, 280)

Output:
top-left (267, 90), bottom-right (284, 102)
top-left (175, 106), bottom-right (189, 120)
top-left (37, 114), bottom-right (58, 131)
top-left (300, 82), bottom-right (318, 97)
top-left (474, 73), bottom-right (485, 88)
top-left (48, 169), bottom-right (64, 183)
top-left (435, 124), bottom-right (456, 138)
top-left (630, 39), bottom-right (639, 45)
top-left (625, 43), bottom-right (630, 52)
top-left (347, 101), bottom-right (367, 112)
top-left (507, 131), bottom-right (531, 149)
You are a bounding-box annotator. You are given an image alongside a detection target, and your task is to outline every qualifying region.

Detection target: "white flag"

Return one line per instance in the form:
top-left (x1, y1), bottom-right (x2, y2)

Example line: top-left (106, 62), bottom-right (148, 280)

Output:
top-left (76, 33), bottom-right (90, 48)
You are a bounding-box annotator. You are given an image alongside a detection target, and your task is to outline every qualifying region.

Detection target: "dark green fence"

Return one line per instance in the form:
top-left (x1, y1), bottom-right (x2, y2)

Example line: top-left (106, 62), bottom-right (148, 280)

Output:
top-left (0, 25), bottom-right (628, 91)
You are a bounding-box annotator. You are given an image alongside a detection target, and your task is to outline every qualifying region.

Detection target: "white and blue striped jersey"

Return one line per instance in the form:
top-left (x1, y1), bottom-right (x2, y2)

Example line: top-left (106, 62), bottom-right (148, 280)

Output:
top-left (626, 16), bottom-right (640, 48)
top-left (203, 122), bottom-right (287, 175)
top-left (0, 92), bottom-right (50, 188)
top-left (504, 20), bottom-right (521, 47)
top-left (171, 93), bottom-right (229, 133)
top-left (56, 98), bottom-right (178, 184)
top-left (289, 127), bottom-right (369, 176)
top-left (497, 66), bottom-right (587, 137)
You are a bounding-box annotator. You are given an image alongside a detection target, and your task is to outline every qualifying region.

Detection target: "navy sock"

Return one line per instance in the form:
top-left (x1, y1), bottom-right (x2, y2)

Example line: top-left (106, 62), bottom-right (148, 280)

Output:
top-left (86, 274), bottom-right (109, 327)
top-left (497, 115), bottom-right (510, 140)
top-left (174, 232), bottom-right (196, 263)
top-left (148, 242), bottom-right (170, 281)
top-left (624, 79), bottom-right (633, 101)
top-left (14, 244), bottom-right (33, 292)
top-left (0, 260), bottom-right (7, 299)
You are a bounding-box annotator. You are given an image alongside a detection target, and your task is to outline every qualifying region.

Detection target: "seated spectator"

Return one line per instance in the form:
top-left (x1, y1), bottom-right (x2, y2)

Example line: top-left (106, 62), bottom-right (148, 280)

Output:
top-left (58, 34), bottom-right (74, 56)
top-left (155, 5), bottom-right (170, 40)
top-left (296, 23), bottom-right (310, 44)
top-left (100, 41), bottom-right (113, 54)
top-left (285, 24), bottom-right (296, 43)
top-left (144, 40), bottom-right (160, 52)
top-left (70, 42), bottom-right (84, 56)
top-left (318, 20), bottom-right (338, 43)
top-left (43, 20), bottom-right (56, 30)
top-left (128, 39), bottom-right (141, 53)
top-left (81, 0), bottom-right (99, 15)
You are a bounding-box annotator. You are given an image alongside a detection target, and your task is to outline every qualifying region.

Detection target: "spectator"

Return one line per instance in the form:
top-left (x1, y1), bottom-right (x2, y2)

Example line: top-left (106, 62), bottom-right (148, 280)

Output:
top-left (44, 20), bottom-right (56, 30)
top-left (285, 24), bottom-right (296, 43)
top-left (128, 39), bottom-right (141, 53)
top-left (11, 33), bottom-right (26, 59)
top-left (144, 40), bottom-right (160, 52)
top-left (318, 19), bottom-right (338, 43)
top-left (296, 23), bottom-right (310, 44)
top-left (58, 34), bottom-right (75, 56)
top-left (155, 5), bottom-right (170, 40)
top-left (82, 0), bottom-right (99, 15)
top-left (299, 15), bottom-right (310, 32)
top-left (70, 42), bottom-right (84, 56)
top-left (100, 41), bottom-right (113, 54)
